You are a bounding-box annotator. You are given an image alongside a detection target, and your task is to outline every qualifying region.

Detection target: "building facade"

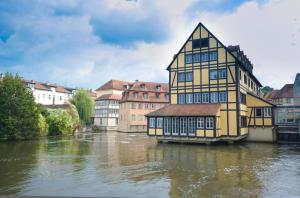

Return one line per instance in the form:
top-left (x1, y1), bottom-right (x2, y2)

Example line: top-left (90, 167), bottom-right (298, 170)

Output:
top-left (146, 23), bottom-right (275, 143)
top-left (93, 80), bottom-right (130, 131)
top-left (118, 81), bottom-right (169, 133)
top-left (25, 80), bottom-right (75, 105)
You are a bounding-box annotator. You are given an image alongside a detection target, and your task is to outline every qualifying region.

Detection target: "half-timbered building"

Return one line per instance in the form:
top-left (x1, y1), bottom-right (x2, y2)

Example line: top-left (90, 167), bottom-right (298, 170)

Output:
top-left (146, 23), bottom-right (275, 143)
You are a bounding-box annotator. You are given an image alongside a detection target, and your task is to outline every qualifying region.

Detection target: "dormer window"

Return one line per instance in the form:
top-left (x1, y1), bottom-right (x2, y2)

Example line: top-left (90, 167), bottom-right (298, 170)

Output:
top-left (156, 85), bottom-right (161, 91)
top-left (140, 84), bottom-right (145, 90)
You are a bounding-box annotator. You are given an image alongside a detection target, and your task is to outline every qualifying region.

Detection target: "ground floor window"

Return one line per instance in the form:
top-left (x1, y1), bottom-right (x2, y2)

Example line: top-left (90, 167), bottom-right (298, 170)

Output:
top-left (156, 117), bottom-right (163, 128)
top-left (264, 108), bottom-right (272, 117)
top-left (206, 117), bottom-right (214, 129)
top-left (149, 118), bottom-right (155, 128)
top-left (197, 117), bottom-right (204, 129)
top-left (241, 116), bottom-right (247, 127)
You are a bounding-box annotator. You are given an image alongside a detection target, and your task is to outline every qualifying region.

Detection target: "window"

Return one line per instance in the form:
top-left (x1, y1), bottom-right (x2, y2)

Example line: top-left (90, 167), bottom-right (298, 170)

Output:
top-left (202, 92), bottom-right (209, 103)
top-left (179, 94), bottom-right (185, 104)
top-left (145, 104), bottom-right (149, 109)
top-left (156, 85), bottom-right (161, 91)
top-left (218, 69), bottom-right (227, 79)
top-left (156, 93), bottom-right (160, 99)
top-left (149, 118), bottom-right (155, 128)
top-left (133, 92), bottom-right (138, 99)
top-left (186, 94), bottom-right (193, 104)
top-left (144, 93), bottom-right (149, 99)
top-left (132, 114), bottom-right (136, 121)
top-left (48, 95), bottom-right (51, 100)
top-left (241, 116), bottom-right (247, 127)
top-left (206, 117), bottom-right (214, 129)
top-left (164, 117), bottom-right (171, 135)
top-left (201, 52), bottom-right (209, 61)
top-left (240, 93), bottom-right (246, 104)
top-left (151, 104), bottom-right (156, 110)
top-left (210, 70), bottom-right (218, 80)
top-left (59, 96), bottom-right (62, 101)
top-left (197, 117), bottom-right (204, 129)
top-left (210, 51), bottom-right (218, 61)
top-left (192, 39), bottom-right (200, 49)
top-left (193, 53), bottom-right (200, 62)
top-left (255, 108), bottom-right (262, 117)
top-left (244, 74), bottom-right (247, 84)
top-left (210, 92), bottom-right (218, 103)
top-left (194, 93), bottom-right (201, 103)
top-left (219, 92), bottom-right (227, 102)
top-left (132, 103), bottom-right (136, 109)
top-left (185, 54), bottom-right (193, 64)
top-left (138, 103), bottom-right (143, 109)
top-left (264, 108), bottom-right (272, 117)
top-left (178, 73), bottom-right (185, 82)
top-left (157, 117), bottom-right (163, 128)
top-left (185, 72), bottom-right (193, 81)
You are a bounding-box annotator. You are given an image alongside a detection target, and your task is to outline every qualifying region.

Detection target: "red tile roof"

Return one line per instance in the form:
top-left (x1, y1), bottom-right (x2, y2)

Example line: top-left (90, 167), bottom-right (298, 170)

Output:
top-left (55, 86), bottom-right (71, 93)
top-left (146, 104), bottom-right (221, 117)
top-left (96, 94), bottom-right (122, 101)
top-left (35, 82), bottom-right (50, 91)
top-left (120, 81), bottom-right (169, 103)
top-left (264, 90), bottom-right (279, 100)
top-left (96, 80), bottom-right (130, 91)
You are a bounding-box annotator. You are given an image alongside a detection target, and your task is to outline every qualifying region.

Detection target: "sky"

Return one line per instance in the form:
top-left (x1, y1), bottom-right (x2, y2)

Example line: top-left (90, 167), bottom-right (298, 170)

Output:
top-left (0, 0), bottom-right (299, 90)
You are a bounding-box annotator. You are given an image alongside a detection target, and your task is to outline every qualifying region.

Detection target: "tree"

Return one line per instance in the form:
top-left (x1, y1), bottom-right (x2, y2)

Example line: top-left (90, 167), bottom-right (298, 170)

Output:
top-left (70, 89), bottom-right (94, 125)
top-left (0, 73), bottom-right (40, 141)
top-left (261, 86), bottom-right (273, 95)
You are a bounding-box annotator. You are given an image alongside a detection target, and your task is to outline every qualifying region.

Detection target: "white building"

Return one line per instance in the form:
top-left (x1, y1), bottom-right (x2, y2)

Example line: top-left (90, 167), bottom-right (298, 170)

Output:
top-left (25, 80), bottom-right (76, 105)
top-left (93, 80), bottom-right (130, 131)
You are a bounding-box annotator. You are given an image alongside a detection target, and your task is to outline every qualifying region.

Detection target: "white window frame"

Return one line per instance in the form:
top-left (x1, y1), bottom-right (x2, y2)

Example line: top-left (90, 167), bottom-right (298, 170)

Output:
top-left (178, 72), bottom-right (185, 82)
top-left (197, 117), bottom-right (204, 129)
top-left (185, 72), bottom-right (193, 81)
top-left (202, 92), bottom-right (209, 103)
top-left (194, 93), bottom-right (201, 103)
top-left (149, 118), bottom-right (155, 128)
top-left (206, 117), bottom-right (214, 129)
top-left (186, 93), bottom-right (193, 104)
top-left (179, 94), bottom-right (185, 104)
top-left (210, 92), bottom-right (218, 103)
top-left (156, 117), bottom-right (163, 128)
top-left (185, 54), bottom-right (193, 64)
top-left (264, 108), bottom-right (272, 117)
top-left (219, 92), bottom-right (227, 103)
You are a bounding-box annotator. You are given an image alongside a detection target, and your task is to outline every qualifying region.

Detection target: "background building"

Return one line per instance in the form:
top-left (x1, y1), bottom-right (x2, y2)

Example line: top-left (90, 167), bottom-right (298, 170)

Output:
top-left (93, 80), bottom-right (130, 131)
top-left (25, 80), bottom-right (75, 105)
top-left (118, 81), bottom-right (169, 133)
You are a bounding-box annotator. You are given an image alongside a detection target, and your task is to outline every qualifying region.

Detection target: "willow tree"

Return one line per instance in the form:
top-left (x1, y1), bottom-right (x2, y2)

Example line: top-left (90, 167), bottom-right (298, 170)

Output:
top-left (0, 73), bottom-right (39, 140)
top-left (70, 89), bottom-right (94, 125)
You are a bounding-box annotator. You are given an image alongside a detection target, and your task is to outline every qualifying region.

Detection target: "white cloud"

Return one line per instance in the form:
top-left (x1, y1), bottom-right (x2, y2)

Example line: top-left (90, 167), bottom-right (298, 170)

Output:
top-left (197, 0), bottom-right (300, 88)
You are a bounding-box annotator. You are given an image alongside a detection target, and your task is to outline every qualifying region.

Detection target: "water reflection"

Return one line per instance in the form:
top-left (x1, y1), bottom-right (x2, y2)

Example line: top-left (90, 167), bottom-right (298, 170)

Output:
top-left (0, 132), bottom-right (299, 197)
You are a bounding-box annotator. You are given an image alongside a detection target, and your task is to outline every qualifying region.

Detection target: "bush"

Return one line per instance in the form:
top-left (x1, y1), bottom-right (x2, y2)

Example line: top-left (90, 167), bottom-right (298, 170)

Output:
top-left (66, 102), bottom-right (80, 130)
top-left (46, 109), bottom-right (75, 136)
top-left (0, 73), bottom-right (40, 141)
top-left (70, 89), bottom-right (94, 125)
top-left (38, 114), bottom-right (48, 137)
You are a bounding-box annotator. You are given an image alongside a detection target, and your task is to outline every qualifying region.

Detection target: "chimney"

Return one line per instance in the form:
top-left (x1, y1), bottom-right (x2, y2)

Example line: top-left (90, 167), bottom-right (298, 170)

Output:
top-left (135, 80), bottom-right (139, 82)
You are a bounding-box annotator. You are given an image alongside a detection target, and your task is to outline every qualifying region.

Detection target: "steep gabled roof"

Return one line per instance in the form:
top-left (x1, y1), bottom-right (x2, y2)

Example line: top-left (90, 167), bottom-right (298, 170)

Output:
top-left (273, 84), bottom-right (294, 99)
top-left (96, 80), bottom-right (130, 91)
top-left (127, 81), bottom-right (168, 92)
top-left (166, 22), bottom-right (262, 87)
top-left (264, 90), bottom-right (279, 100)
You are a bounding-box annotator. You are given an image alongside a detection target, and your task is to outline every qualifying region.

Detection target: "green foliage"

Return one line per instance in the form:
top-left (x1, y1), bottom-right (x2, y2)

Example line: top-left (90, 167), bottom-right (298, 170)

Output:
top-left (66, 102), bottom-right (80, 130)
top-left (70, 89), bottom-right (94, 125)
top-left (38, 114), bottom-right (48, 136)
top-left (261, 86), bottom-right (273, 95)
top-left (0, 73), bottom-right (40, 141)
top-left (46, 109), bottom-right (75, 136)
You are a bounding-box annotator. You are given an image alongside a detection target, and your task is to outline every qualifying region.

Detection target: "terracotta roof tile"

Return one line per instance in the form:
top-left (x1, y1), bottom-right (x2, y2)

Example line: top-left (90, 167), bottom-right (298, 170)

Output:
top-left (146, 104), bottom-right (220, 117)
top-left (55, 86), bottom-right (71, 93)
top-left (35, 82), bottom-right (50, 91)
top-left (96, 80), bottom-right (130, 91)
top-left (96, 94), bottom-right (122, 101)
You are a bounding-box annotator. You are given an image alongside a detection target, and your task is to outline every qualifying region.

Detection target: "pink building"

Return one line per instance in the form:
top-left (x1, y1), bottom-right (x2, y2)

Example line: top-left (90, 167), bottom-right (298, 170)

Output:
top-left (118, 80), bottom-right (169, 133)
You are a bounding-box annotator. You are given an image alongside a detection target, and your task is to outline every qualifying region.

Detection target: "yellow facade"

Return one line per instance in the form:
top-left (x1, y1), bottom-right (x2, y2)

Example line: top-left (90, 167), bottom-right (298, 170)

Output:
top-left (147, 23), bottom-right (274, 142)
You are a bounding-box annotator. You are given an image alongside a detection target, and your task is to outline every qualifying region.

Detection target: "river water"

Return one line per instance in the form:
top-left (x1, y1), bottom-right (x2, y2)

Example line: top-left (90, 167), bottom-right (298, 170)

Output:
top-left (0, 132), bottom-right (299, 198)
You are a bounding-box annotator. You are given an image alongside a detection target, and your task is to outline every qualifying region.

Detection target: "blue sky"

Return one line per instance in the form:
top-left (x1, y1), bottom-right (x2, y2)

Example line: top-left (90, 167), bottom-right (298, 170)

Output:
top-left (0, 0), bottom-right (299, 89)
